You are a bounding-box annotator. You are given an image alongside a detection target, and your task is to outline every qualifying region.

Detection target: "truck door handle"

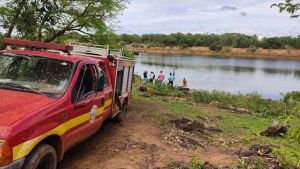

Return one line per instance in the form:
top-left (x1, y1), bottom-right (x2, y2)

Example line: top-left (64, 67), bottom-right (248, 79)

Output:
top-left (74, 104), bottom-right (86, 110)
top-left (74, 99), bottom-right (91, 110)
top-left (101, 98), bottom-right (105, 106)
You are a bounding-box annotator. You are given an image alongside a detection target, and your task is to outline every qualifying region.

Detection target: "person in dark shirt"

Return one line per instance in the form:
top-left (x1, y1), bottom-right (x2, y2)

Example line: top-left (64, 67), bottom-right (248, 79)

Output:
top-left (143, 70), bottom-right (148, 82)
top-left (149, 71), bottom-right (155, 84)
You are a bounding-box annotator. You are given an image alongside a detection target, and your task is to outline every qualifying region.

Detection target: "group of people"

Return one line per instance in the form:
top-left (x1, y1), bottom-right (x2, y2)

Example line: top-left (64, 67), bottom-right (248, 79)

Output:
top-left (143, 70), bottom-right (187, 87)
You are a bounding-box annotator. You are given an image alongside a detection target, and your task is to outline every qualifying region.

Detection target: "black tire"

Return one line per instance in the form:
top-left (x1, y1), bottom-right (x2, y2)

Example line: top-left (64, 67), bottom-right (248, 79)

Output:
top-left (113, 103), bottom-right (127, 123)
top-left (23, 144), bottom-right (57, 169)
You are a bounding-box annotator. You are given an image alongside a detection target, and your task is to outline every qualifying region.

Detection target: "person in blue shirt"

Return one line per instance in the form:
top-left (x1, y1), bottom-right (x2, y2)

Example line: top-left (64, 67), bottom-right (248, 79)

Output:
top-left (168, 73), bottom-right (175, 86)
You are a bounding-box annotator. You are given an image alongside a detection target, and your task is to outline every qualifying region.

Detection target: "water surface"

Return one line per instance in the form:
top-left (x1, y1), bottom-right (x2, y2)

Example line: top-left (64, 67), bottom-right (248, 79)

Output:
top-left (135, 54), bottom-right (300, 99)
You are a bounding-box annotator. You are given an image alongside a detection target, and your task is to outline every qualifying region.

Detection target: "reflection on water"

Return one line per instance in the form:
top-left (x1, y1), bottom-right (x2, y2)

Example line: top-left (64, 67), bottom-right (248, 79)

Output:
top-left (263, 68), bottom-right (300, 78)
top-left (135, 54), bottom-right (300, 100)
top-left (142, 61), bottom-right (256, 73)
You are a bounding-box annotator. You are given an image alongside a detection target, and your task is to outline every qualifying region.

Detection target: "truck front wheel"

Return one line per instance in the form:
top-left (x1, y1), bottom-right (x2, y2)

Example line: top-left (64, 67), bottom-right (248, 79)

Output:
top-left (23, 144), bottom-right (57, 169)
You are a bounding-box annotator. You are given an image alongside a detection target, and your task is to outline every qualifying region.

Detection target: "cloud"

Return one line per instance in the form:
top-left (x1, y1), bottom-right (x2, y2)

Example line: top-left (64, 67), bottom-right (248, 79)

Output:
top-left (240, 12), bottom-right (248, 17)
top-left (117, 0), bottom-right (300, 36)
top-left (221, 5), bottom-right (238, 11)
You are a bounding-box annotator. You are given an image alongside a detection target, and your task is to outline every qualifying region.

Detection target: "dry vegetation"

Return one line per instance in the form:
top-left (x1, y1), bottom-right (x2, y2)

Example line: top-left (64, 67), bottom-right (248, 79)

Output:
top-left (131, 46), bottom-right (300, 60)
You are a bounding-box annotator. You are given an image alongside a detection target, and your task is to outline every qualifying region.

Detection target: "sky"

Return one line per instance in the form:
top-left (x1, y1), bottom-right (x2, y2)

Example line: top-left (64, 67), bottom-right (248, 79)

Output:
top-left (116, 0), bottom-right (300, 36)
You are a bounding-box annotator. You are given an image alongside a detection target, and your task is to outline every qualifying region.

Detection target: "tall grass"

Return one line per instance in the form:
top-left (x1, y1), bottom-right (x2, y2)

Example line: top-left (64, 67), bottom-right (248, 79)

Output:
top-left (134, 75), bottom-right (290, 117)
top-left (151, 83), bottom-right (185, 97)
top-left (192, 90), bottom-right (286, 117)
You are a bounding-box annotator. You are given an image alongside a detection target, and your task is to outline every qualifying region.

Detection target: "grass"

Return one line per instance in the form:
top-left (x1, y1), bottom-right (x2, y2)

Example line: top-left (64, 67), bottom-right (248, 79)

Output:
top-left (133, 80), bottom-right (300, 166)
top-left (216, 113), bottom-right (271, 138)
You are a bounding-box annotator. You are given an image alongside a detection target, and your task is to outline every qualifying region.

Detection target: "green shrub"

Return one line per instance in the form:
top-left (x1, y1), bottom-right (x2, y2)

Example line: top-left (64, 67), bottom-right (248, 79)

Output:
top-left (222, 46), bottom-right (232, 53)
top-left (122, 47), bottom-right (135, 59)
top-left (283, 91), bottom-right (300, 103)
top-left (248, 45), bottom-right (258, 53)
top-left (282, 91), bottom-right (300, 115)
top-left (152, 83), bottom-right (185, 97)
top-left (189, 157), bottom-right (203, 169)
top-left (209, 42), bottom-right (223, 52)
top-left (131, 42), bottom-right (144, 48)
top-left (146, 42), bottom-right (164, 48)
top-left (117, 41), bottom-right (126, 47)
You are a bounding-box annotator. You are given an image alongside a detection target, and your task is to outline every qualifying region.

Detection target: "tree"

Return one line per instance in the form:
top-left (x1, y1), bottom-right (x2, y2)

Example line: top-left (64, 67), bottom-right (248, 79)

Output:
top-left (0, 0), bottom-right (127, 44)
top-left (0, 0), bottom-right (28, 39)
top-left (117, 33), bottom-right (300, 50)
top-left (272, 0), bottom-right (300, 18)
top-left (261, 37), bottom-right (284, 49)
top-left (209, 42), bottom-right (222, 52)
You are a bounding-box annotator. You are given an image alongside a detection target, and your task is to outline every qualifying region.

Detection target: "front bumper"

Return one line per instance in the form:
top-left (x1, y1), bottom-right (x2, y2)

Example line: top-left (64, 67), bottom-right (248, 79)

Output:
top-left (0, 158), bottom-right (25, 169)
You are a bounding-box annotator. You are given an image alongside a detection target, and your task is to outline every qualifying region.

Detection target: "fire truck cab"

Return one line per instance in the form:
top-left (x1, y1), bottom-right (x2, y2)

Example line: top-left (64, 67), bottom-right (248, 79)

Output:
top-left (0, 38), bottom-right (135, 169)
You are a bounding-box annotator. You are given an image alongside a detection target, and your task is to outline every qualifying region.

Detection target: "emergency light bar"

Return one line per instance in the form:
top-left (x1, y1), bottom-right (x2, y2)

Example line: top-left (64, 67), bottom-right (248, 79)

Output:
top-left (3, 38), bottom-right (73, 52)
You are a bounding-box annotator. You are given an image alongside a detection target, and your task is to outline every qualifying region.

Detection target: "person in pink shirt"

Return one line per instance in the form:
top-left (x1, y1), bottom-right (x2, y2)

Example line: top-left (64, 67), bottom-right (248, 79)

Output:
top-left (157, 71), bottom-right (165, 84)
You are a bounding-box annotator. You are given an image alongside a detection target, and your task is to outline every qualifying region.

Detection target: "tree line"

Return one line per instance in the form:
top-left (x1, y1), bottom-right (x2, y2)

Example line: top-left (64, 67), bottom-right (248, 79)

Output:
top-left (0, 0), bottom-right (298, 52)
top-left (116, 33), bottom-right (300, 50)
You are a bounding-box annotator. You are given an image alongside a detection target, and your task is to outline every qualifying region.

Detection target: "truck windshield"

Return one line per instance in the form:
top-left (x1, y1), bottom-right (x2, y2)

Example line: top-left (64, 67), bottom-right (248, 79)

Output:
top-left (0, 53), bottom-right (74, 98)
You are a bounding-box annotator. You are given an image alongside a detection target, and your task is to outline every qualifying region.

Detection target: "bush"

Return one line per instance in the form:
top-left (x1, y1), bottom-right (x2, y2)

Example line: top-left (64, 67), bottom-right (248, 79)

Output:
top-left (285, 45), bottom-right (292, 54)
top-left (221, 46), bottom-right (232, 53)
top-left (152, 83), bottom-right (185, 97)
top-left (248, 45), bottom-right (258, 53)
top-left (131, 42), bottom-right (144, 48)
top-left (117, 41), bottom-right (126, 47)
top-left (122, 47), bottom-right (135, 59)
top-left (209, 42), bottom-right (222, 52)
top-left (283, 91), bottom-right (300, 103)
top-left (146, 42), bottom-right (164, 48)
top-left (189, 157), bottom-right (203, 169)
top-left (181, 44), bottom-right (189, 49)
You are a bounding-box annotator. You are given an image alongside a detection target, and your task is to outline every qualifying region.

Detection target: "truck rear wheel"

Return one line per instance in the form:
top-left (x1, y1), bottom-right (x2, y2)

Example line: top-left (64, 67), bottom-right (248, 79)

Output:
top-left (113, 103), bottom-right (126, 123)
top-left (23, 144), bottom-right (57, 169)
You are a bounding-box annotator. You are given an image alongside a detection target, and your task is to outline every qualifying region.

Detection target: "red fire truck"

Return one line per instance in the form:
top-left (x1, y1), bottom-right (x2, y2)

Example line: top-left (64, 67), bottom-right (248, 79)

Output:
top-left (0, 38), bottom-right (135, 169)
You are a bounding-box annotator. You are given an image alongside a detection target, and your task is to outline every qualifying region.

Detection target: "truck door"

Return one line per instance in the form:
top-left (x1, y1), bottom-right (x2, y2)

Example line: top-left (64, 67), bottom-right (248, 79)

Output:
top-left (65, 64), bottom-right (104, 150)
top-left (97, 64), bottom-right (113, 120)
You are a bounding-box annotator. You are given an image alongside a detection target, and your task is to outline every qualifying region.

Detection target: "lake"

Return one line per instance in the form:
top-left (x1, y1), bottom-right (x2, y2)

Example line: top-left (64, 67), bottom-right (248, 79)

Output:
top-left (135, 54), bottom-right (300, 100)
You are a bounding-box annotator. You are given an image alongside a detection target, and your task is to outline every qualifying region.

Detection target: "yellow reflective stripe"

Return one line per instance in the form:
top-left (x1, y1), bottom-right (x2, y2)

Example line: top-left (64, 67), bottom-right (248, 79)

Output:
top-left (105, 99), bottom-right (112, 108)
top-left (12, 99), bottom-right (112, 161)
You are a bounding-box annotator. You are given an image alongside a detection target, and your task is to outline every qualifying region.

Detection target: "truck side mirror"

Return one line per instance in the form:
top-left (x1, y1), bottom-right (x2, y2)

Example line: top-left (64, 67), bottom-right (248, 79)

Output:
top-left (107, 55), bottom-right (116, 62)
top-left (107, 55), bottom-right (116, 67)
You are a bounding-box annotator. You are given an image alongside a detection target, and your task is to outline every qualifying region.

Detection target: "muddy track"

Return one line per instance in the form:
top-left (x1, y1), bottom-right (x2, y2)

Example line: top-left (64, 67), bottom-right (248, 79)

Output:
top-left (58, 102), bottom-right (237, 169)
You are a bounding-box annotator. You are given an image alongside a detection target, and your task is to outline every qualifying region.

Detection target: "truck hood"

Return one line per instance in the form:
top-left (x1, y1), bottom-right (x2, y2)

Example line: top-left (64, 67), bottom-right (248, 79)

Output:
top-left (0, 89), bottom-right (56, 128)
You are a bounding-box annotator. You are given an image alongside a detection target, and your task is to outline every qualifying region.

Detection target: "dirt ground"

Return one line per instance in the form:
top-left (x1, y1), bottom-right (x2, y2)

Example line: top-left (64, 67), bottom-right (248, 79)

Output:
top-left (57, 101), bottom-right (237, 169)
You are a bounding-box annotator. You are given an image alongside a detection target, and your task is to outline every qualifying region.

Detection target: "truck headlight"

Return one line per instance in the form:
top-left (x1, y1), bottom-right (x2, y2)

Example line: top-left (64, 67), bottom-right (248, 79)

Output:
top-left (0, 140), bottom-right (12, 166)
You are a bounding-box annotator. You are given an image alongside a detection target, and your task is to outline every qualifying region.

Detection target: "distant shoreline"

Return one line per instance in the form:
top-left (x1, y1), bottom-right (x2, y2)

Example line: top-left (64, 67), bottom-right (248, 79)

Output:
top-left (130, 46), bottom-right (300, 60)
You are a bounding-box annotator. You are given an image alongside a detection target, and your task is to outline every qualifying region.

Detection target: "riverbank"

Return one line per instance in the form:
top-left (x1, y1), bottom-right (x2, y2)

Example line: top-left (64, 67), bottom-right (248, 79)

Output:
top-left (134, 77), bottom-right (300, 167)
top-left (130, 46), bottom-right (300, 60)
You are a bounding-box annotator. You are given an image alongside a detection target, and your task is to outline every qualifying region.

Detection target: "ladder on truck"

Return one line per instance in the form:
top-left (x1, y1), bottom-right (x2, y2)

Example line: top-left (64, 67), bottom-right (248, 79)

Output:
top-left (70, 42), bottom-right (124, 58)
top-left (2, 38), bottom-right (126, 58)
